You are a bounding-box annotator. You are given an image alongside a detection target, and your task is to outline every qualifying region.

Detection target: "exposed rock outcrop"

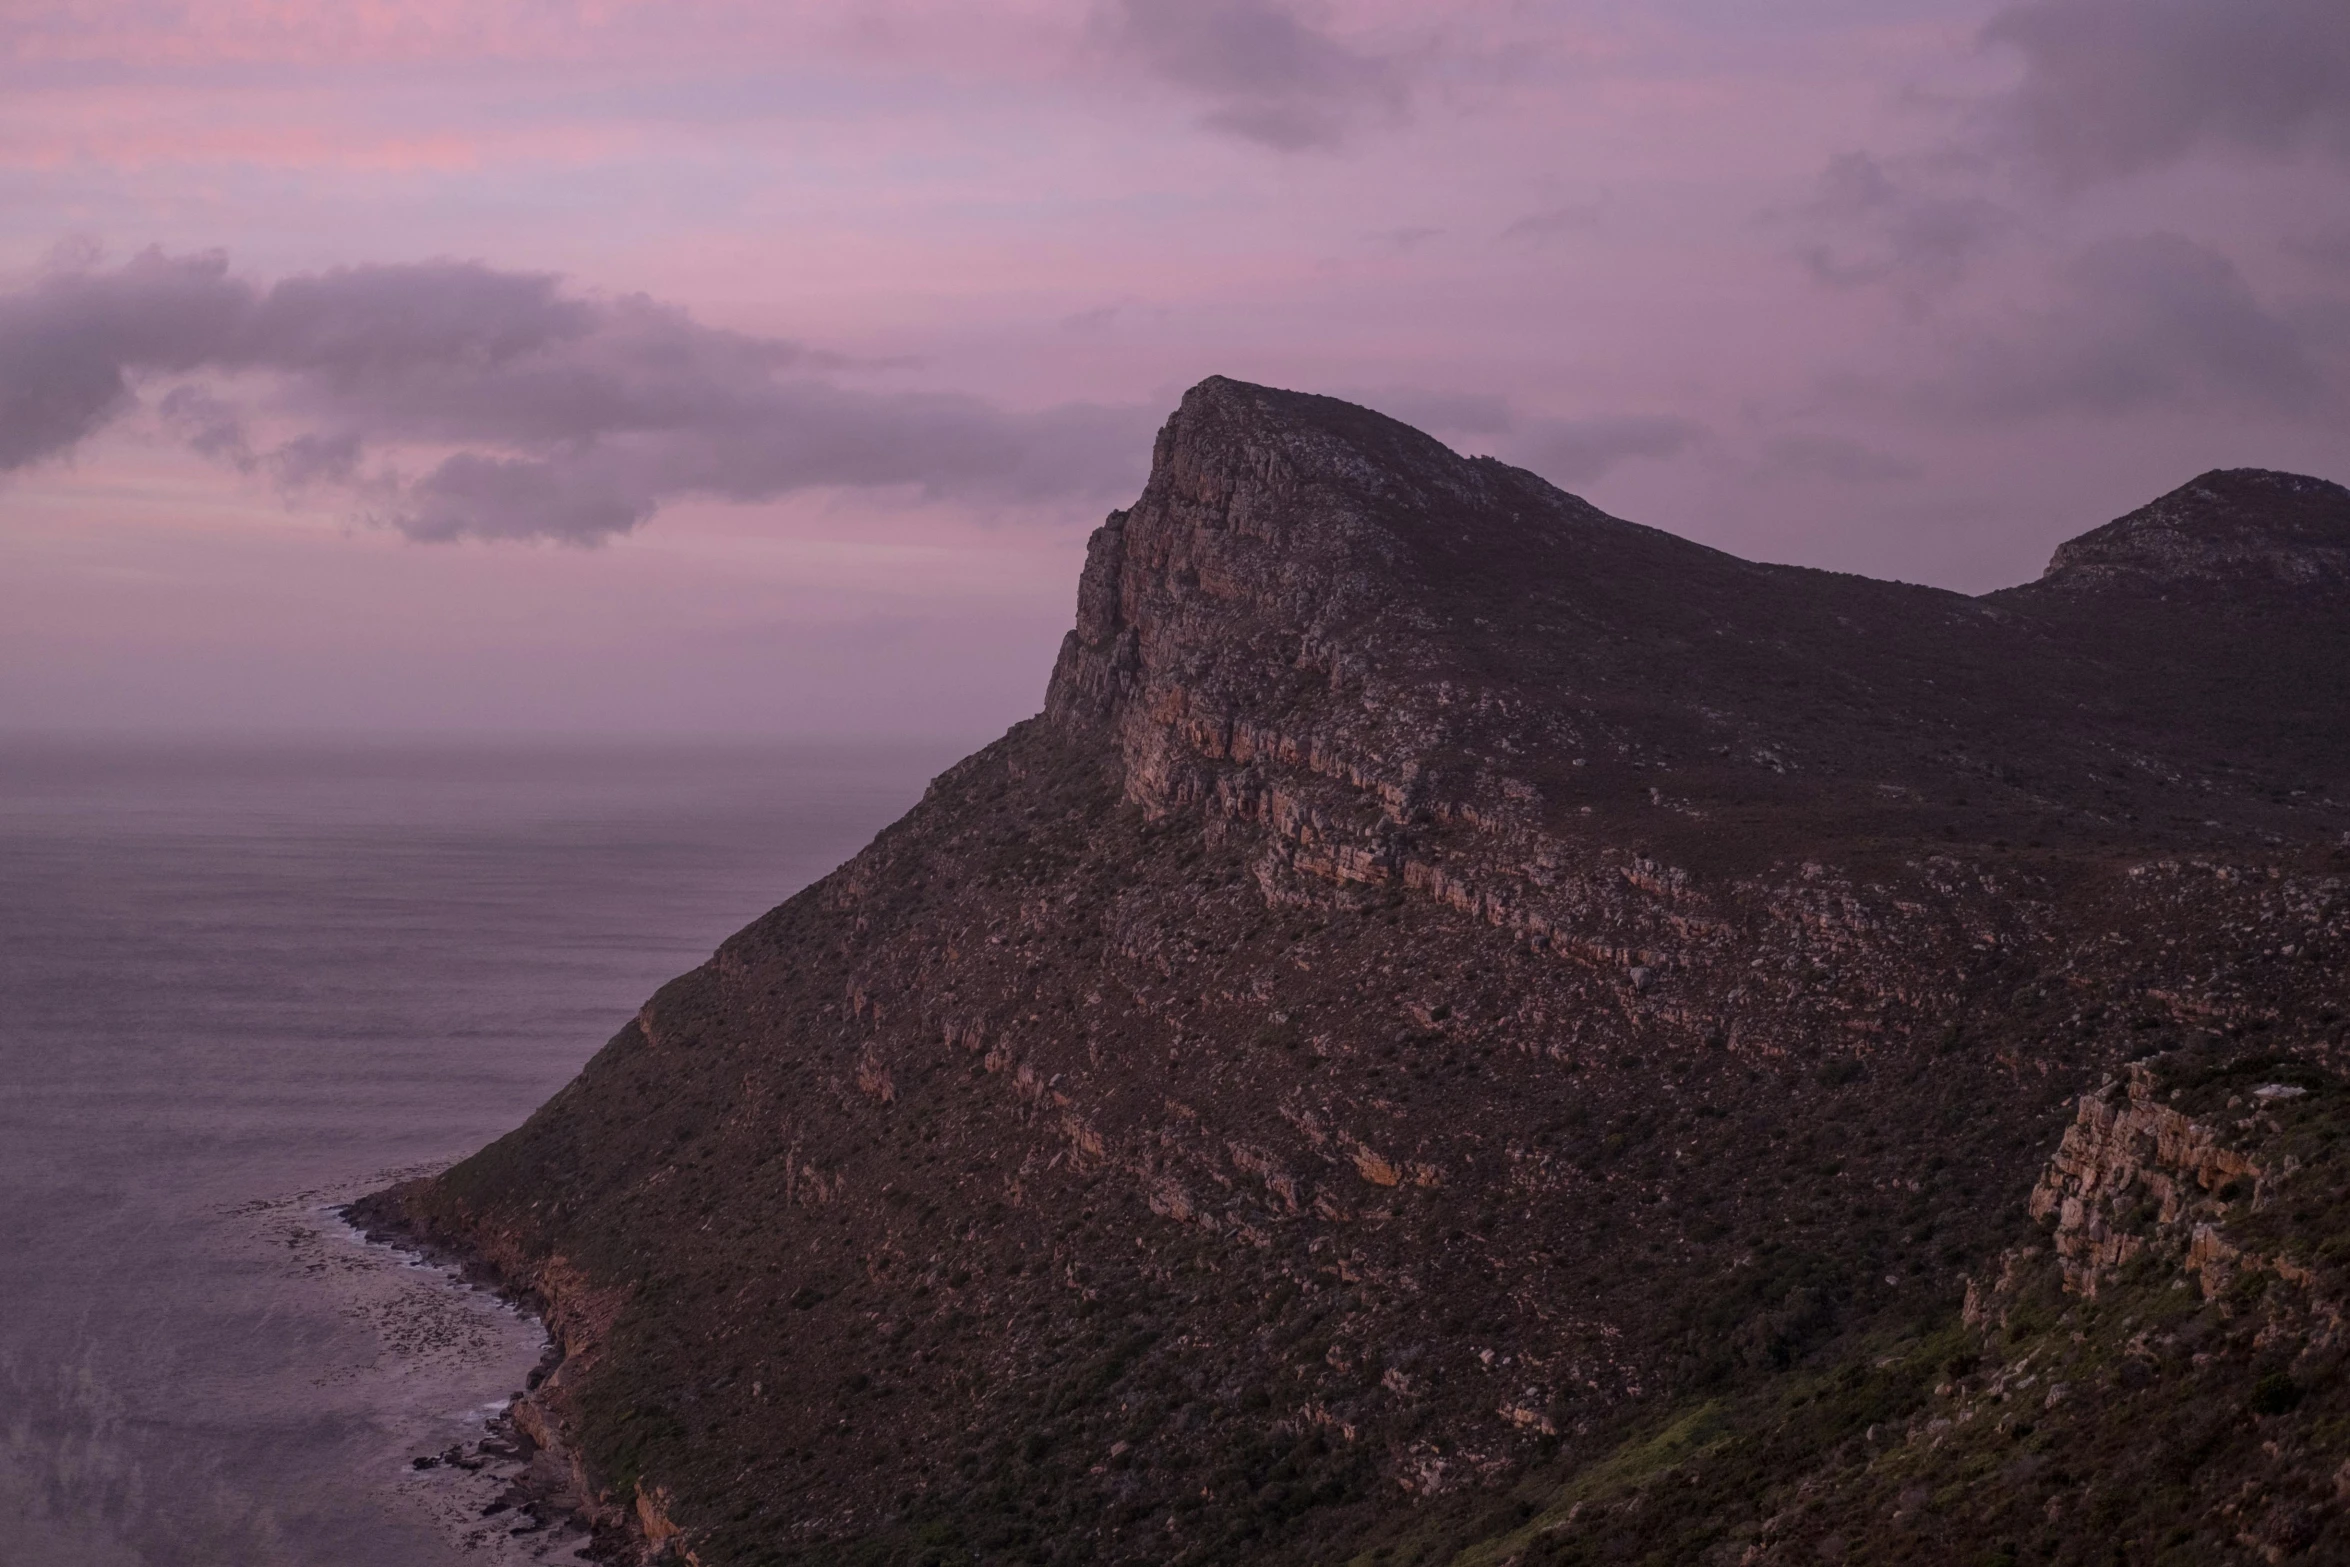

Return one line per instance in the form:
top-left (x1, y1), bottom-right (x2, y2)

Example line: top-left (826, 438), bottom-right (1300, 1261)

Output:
top-left (2029, 468), bottom-right (2350, 598)
top-left (2027, 1063), bottom-right (2265, 1296)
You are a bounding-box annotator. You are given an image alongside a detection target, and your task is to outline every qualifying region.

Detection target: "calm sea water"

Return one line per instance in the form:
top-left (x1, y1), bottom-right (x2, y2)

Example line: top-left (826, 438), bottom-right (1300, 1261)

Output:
top-left (0, 738), bottom-right (964, 1566)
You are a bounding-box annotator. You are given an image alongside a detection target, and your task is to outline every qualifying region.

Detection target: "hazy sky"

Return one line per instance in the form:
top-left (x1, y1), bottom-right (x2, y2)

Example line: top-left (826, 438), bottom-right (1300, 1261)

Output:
top-left (3, 0), bottom-right (2345, 736)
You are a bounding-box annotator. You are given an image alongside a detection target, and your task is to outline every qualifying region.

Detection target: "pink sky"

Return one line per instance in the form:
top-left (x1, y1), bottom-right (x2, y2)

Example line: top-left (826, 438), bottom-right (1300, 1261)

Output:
top-left (2, 0), bottom-right (2344, 737)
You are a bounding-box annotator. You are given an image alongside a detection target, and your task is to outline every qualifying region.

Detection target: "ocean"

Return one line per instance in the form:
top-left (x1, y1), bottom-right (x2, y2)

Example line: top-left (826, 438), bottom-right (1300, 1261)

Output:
top-left (0, 737), bottom-right (964, 1566)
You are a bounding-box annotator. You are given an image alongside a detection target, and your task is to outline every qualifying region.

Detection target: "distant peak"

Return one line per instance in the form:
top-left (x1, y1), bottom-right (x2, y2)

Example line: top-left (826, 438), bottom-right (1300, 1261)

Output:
top-left (2026, 467), bottom-right (2350, 599)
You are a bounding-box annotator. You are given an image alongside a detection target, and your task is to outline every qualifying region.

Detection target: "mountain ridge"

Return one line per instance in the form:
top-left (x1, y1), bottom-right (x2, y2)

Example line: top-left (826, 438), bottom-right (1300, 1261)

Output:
top-left (357, 378), bottom-right (2350, 1567)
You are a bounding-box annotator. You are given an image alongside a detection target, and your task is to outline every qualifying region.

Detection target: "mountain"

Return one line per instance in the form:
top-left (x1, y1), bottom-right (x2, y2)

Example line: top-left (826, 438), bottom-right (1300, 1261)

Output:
top-left (357, 379), bottom-right (2350, 1567)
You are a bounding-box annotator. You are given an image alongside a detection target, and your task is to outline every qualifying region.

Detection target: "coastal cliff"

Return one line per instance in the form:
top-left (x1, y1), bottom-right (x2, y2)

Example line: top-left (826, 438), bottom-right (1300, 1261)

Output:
top-left (359, 379), bottom-right (2350, 1565)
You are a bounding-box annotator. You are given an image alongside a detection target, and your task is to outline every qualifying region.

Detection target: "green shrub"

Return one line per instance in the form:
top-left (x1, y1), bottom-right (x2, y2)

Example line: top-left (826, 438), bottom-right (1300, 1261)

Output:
top-left (2249, 1372), bottom-right (2302, 1416)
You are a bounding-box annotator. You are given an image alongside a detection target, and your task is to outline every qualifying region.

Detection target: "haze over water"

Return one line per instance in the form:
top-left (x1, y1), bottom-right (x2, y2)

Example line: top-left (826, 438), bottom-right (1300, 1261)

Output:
top-left (0, 738), bottom-right (960, 1565)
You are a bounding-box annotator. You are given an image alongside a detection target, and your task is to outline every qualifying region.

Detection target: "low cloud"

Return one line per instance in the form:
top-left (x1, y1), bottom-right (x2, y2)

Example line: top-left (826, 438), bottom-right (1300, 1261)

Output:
top-left (1348, 387), bottom-right (1513, 438)
top-left (1783, 2), bottom-right (2349, 431)
top-left (1347, 389), bottom-right (1704, 488)
top-left (1756, 434), bottom-right (1923, 484)
top-left (1920, 233), bottom-right (2330, 419)
top-left (1513, 415), bottom-right (1706, 487)
top-left (0, 248), bottom-right (1152, 543)
top-left (1366, 225), bottom-right (1441, 255)
top-left (1981, 0), bottom-right (2350, 183)
top-left (1098, 0), bottom-right (1411, 150)
top-left (2285, 228), bottom-right (2350, 277)
top-left (1498, 204), bottom-right (1600, 247)
top-left (1795, 153), bottom-right (2014, 298)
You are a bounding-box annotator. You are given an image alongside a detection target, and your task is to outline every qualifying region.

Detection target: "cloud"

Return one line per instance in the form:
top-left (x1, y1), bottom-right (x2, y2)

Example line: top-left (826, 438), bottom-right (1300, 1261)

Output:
top-left (1372, 393), bottom-right (1914, 493)
top-left (0, 1), bottom-right (1086, 77)
top-left (0, 248), bottom-right (250, 469)
top-left (1755, 433), bottom-right (1922, 484)
top-left (1097, 0), bottom-right (1410, 150)
top-left (1060, 304), bottom-right (1124, 334)
top-left (1781, 2), bottom-right (2348, 427)
top-left (1345, 387), bottom-right (1703, 488)
top-left (1345, 387), bottom-right (1513, 436)
top-left (1981, 0), bottom-right (2350, 183)
top-left (1511, 414), bottom-right (1706, 487)
top-left (0, 248), bottom-right (1153, 543)
top-left (2285, 227), bottom-right (2350, 277)
top-left (1498, 204), bottom-right (1599, 247)
top-left (1919, 233), bottom-right (2330, 419)
top-left (1366, 225), bottom-right (1440, 254)
top-left (1795, 153), bottom-right (2014, 297)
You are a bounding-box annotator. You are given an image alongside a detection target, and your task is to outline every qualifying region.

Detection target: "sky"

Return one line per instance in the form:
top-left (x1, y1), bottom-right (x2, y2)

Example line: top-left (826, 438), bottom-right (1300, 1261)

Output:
top-left (1, 0), bottom-right (2345, 738)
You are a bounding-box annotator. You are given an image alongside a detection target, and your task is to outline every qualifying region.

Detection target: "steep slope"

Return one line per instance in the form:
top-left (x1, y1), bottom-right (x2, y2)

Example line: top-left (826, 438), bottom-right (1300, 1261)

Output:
top-left (1434, 1049), bottom-right (2350, 1567)
top-left (360, 379), bottom-right (2350, 1567)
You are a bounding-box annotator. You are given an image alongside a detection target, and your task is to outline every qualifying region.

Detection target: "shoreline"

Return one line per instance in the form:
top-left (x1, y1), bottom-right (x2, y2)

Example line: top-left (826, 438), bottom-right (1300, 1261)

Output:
top-left (235, 1165), bottom-right (641, 1565)
top-left (339, 1187), bottom-right (652, 1565)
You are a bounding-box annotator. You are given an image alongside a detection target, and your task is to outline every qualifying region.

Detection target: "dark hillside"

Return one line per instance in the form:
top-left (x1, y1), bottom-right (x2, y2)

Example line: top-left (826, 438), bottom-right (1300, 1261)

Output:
top-left (359, 379), bottom-right (2350, 1566)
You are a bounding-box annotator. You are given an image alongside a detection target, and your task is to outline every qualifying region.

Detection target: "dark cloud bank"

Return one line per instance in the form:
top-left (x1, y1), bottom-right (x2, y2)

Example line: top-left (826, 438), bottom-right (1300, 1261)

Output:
top-left (1797, 152), bottom-right (2014, 299)
top-left (1927, 233), bottom-right (2329, 419)
top-left (0, 250), bottom-right (1152, 543)
top-left (1797, 0), bottom-right (2350, 297)
top-left (1786, 0), bottom-right (2349, 427)
top-left (1984, 0), bottom-right (2350, 183)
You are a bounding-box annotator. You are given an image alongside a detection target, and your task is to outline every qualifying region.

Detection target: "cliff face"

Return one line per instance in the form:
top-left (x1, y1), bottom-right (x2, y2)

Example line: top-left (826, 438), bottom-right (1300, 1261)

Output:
top-left (364, 380), bottom-right (2350, 1567)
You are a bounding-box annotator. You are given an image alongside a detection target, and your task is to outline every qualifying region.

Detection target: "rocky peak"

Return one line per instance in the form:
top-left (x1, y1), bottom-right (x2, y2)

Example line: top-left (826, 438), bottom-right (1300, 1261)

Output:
top-left (1042, 375), bottom-right (1584, 723)
top-left (2025, 467), bottom-right (2350, 599)
top-left (1042, 376), bottom-right (1634, 819)
top-left (1040, 378), bottom-right (1931, 829)
top-left (1047, 382), bottom-right (2350, 867)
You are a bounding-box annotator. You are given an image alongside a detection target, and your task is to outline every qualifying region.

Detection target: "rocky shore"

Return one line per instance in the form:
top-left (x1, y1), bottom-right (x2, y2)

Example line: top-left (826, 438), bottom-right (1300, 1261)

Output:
top-left (341, 1196), bottom-right (652, 1564)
